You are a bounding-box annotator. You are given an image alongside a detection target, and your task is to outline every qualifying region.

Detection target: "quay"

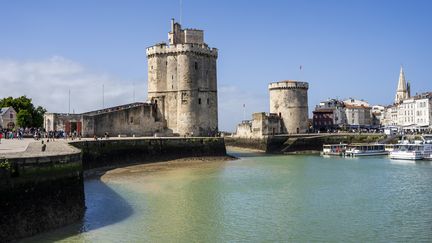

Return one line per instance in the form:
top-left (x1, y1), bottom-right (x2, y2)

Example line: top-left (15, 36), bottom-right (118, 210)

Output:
top-left (225, 133), bottom-right (389, 153)
top-left (0, 137), bottom-right (226, 242)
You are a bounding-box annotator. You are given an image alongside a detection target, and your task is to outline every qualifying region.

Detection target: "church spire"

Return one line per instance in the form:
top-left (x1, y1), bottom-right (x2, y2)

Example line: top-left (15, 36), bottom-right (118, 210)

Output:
top-left (395, 66), bottom-right (408, 103)
top-left (397, 66), bottom-right (406, 92)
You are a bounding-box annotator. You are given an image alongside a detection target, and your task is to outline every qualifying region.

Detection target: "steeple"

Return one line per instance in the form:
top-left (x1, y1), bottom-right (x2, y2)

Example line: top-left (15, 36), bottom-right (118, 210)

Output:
top-left (395, 66), bottom-right (408, 103)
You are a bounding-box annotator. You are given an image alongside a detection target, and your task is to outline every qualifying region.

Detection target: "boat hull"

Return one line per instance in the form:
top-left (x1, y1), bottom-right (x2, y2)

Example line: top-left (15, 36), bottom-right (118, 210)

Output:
top-left (389, 152), bottom-right (424, 160)
top-left (345, 151), bottom-right (389, 157)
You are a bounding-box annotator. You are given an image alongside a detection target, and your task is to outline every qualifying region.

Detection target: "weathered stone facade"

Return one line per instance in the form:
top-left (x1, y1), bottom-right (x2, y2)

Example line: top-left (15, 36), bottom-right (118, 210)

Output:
top-left (44, 102), bottom-right (166, 137)
top-left (235, 112), bottom-right (282, 138)
top-left (146, 19), bottom-right (218, 136)
top-left (269, 81), bottom-right (309, 134)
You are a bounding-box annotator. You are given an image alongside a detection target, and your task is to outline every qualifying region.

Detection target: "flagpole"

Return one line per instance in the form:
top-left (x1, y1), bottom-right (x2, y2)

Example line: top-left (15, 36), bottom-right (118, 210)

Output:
top-left (102, 84), bottom-right (105, 109)
top-left (299, 65), bottom-right (303, 81)
top-left (180, 0), bottom-right (183, 25)
top-left (68, 89), bottom-right (71, 115)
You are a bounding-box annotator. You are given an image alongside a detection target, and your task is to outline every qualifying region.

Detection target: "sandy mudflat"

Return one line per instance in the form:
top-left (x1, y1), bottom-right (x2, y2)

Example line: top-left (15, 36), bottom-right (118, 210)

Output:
top-left (226, 145), bottom-right (265, 153)
top-left (100, 156), bottom-right (236, 181)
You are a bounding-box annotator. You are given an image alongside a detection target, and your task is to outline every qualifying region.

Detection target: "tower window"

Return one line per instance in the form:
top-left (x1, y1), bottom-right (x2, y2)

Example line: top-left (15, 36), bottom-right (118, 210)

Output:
top-left (207, 98), bottom-right (209, 105)
top-left (130, 116), bottom-right (134, 124)
top-left (198, 98), bottom-right (202, 104)
top-left (166, 61), bottom-right (168, 65)
top-left (151, 66), bottom-right (153, 70)
top-left (195, 62), bottom-right (198, 70)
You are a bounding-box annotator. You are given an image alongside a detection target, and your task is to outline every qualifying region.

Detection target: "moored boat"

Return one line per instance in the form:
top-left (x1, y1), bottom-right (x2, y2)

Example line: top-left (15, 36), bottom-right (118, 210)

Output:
top-left (344, 143), bottom-right (388, 157)
top-left (321, 144), bottom-right (347, 156)
top-left (384, 144), bottom-right (398, 152)
top-left (390, 140), bottom-right (432, 161)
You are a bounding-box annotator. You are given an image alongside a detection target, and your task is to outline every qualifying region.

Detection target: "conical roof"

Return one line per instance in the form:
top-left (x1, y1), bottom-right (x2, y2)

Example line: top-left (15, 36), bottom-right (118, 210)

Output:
top-left (397, 66), bottom-right (406, 92)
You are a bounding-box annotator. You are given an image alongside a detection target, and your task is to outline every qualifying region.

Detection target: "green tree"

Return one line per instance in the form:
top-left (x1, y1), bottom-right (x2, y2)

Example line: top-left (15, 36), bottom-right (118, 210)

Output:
top-left (16, 110), bottom-right (33, 128)
top-left (0, 96), bottom-right (46, 128)
top-left (32, 106), bottom-right (47, 128)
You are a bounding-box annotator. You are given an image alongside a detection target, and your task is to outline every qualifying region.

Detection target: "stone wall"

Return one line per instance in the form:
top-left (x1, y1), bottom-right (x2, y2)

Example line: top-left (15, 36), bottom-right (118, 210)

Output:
top-left (71, 137), bottom-right (227, 170)
top-left (224, 137), bottom-right (270, 151)
top-left (226, 134), bottom-right (386, 153)
top-left (0, 153), bottom-right (84, 242)
top-left (87, 104), bottom-right (167, 137)
top-left (234, 113), bottom-right (283, 139)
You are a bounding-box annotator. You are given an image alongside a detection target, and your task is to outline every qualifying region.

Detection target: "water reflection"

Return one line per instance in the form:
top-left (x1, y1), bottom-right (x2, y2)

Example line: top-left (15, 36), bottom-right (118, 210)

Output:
top-left (20, 176), bottom-right (134, 242)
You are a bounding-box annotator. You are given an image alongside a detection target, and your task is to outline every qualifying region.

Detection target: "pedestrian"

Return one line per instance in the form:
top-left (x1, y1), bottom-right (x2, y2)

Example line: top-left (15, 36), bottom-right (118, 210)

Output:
top-left (0, 131), bottom-right (2, 144)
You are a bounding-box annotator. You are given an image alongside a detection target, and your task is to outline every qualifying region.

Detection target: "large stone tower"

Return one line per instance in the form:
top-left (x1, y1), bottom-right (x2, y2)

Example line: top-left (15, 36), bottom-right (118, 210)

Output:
top-left (269, 80), bottom-right (309, 134)
top-left (146, 19), bottom-right (218, 136)
top-left (394, 66), bottom-right (410, 104)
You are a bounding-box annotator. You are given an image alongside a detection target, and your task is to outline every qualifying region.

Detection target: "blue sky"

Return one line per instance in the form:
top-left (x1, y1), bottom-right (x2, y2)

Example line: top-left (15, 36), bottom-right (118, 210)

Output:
top-left (0, 0), bottom-right (431, 131)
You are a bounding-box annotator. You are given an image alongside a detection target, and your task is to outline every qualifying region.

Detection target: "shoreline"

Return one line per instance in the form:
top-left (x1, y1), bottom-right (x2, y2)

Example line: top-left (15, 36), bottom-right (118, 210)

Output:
top-left (85, 155), bottom-right (237, 180)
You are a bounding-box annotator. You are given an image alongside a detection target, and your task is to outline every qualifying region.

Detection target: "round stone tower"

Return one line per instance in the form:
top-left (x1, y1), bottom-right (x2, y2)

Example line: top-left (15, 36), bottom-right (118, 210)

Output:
top-left (146, 19), bottom-right (218, 136)
top-left (269, 80), bottom-right (309, 134)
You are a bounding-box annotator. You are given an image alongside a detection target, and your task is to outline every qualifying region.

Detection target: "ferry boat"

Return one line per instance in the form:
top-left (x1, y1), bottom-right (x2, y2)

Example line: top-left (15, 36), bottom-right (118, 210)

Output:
top-left (321, 144), bottom-right (347, 156)
top-left (389, 139), bottom-right (432, 161)
top-left (344, 144), bottom-right (388, 157)
top-left (384, 144), bottom-right (398, 152)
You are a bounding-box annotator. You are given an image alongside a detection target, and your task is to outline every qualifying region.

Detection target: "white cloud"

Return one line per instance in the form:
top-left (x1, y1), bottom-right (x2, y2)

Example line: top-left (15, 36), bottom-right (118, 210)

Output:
top-left (0, 56), bottom-right (147, 113)
top-left (218, 84), bottom-right (268, 132)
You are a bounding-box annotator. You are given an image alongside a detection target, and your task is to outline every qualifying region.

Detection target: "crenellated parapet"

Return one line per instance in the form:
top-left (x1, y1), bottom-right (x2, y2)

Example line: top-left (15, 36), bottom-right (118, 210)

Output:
top-left (146, 43), bottom-right (218, 58)
top-left (268, 80), bottom-right (309, 90)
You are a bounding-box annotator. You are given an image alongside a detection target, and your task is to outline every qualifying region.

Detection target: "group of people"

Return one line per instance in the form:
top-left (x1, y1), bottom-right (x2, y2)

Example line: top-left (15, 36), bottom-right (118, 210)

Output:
top-left (0, 128), bottom-right (26, 141)
top-left (0, 127), bottom-right (79, 143)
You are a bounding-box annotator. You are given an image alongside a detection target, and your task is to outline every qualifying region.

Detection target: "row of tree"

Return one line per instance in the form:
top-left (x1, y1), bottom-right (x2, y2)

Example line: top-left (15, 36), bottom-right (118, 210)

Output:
top-left (0, 96), bottom-right (46, 128)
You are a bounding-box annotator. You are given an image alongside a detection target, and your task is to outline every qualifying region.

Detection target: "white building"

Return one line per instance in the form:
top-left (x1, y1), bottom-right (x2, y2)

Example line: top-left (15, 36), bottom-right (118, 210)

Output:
top-left (382, 105), bottom-right (398, 126)
top-left (381, 66), bottom-right (431, 132)
top-left (371, 105), bottom-right (385, 125)
top-left (343, 99), bottom-right (372, 126)
top-left (397, 93), bottom-right (432, 131)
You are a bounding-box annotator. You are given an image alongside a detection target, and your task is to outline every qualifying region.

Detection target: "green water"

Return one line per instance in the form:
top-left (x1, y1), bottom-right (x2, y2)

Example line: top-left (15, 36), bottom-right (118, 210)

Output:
top-left (23, 150), bottom-right (432, 242)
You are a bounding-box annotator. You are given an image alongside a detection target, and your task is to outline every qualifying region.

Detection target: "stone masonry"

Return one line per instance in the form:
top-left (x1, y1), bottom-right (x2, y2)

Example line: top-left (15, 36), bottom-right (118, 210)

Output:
top-left (146, 19), bottom-right (218, 136)
top-left (269, 80), bottom-right (309, 134)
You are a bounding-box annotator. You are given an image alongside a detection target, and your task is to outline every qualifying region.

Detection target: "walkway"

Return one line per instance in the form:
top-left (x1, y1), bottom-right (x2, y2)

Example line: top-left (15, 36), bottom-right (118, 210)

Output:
top-left (0, 138), bottom-right (80, 159)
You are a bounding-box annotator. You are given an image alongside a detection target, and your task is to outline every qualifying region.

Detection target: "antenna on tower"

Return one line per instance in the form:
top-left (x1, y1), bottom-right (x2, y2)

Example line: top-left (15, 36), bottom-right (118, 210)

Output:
top-left (180, 0), bottom-right (183, 25)
top-left (102, 84), bottom-right (105, 109)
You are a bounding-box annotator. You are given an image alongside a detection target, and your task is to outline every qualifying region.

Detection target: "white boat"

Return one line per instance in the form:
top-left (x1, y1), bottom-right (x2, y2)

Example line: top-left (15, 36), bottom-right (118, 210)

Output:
top-left (390, 139), bottom-right (432, 161)
top-left (344, 144), bottom-right (388, 157)
top-left (384, 144), bottom-right (398, 152)
top-left (321, 144), bottom-right (347, 156)
top-left (423, 135), bottom-right (432, 160)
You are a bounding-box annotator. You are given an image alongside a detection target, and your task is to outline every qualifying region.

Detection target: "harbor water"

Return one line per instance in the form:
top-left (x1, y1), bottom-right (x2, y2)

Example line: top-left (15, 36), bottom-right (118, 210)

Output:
top-left (23, 149), bottom-right (432, 242)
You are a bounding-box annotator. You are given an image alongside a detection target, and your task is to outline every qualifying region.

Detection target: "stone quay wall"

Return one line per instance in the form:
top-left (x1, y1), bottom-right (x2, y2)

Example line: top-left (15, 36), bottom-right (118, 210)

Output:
top-left (71, 137), bottom-right (227, 170)
top-left (0, 152), bottom-right (84, 242)
top-left (226, 134), bottom-right (386, 153)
